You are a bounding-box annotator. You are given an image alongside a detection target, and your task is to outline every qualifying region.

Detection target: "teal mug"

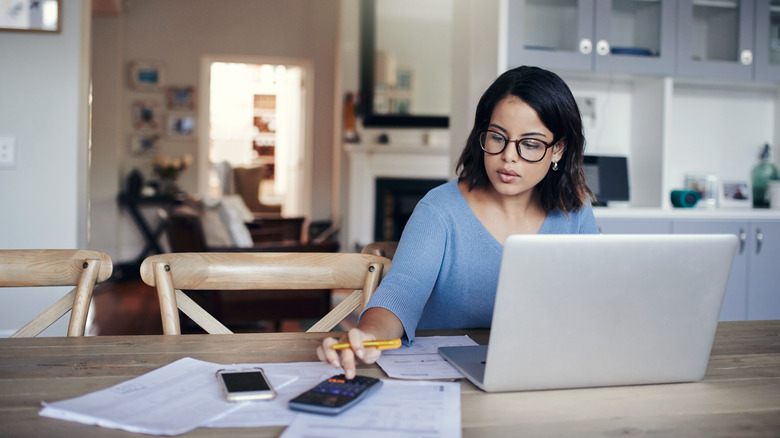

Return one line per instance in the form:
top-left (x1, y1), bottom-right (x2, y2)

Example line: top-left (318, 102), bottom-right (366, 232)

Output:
top-left (671, 190), bottom-right (700, 208)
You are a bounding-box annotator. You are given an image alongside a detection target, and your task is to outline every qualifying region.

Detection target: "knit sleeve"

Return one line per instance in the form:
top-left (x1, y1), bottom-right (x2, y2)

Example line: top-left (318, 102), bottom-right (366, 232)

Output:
top-left (361, 200), bottom-right (448, 344)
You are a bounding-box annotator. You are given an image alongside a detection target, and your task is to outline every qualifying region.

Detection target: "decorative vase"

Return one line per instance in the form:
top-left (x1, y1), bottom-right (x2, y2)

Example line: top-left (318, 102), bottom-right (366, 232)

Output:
top-left (159, 177), bottom-right (180, 196)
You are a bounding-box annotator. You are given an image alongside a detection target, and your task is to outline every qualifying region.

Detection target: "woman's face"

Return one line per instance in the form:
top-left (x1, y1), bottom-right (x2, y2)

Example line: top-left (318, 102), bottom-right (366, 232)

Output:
top-left (483, 96), bottom-right (564, 198)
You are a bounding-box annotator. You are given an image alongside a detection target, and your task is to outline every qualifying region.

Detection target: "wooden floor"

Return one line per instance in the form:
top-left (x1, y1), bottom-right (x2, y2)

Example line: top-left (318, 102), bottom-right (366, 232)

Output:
top-left (90, 280), bottom-right (355, 336)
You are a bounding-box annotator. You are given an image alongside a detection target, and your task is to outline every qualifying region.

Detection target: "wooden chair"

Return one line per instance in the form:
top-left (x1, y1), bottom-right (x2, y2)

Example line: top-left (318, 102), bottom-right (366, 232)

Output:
top-left (139, 252), bottom-right (391, 334)
top-left (158, 206), bottom-right (341, 331)
top-left (0, 250), bottom-right (113, 337)
top-left (361, 241), bottom-right (398, 260)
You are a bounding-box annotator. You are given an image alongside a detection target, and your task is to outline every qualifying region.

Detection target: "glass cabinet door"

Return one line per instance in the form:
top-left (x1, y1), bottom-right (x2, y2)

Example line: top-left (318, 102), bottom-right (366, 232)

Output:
top-left (507, 0), bottom-right (595, 72)
top-left (754, 0), bottom-right (780, 81)
top-left (676, 0), bottom-right (755, 80)
top-left (506, 0), bottom-right (674, 75)
top-left (593, 0), bottom-right (676, 75)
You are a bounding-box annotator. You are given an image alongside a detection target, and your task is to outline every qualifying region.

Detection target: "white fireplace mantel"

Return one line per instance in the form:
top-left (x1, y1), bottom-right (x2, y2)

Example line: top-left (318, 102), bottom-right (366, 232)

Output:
top-left (345, 144), bottom-right (451, 250)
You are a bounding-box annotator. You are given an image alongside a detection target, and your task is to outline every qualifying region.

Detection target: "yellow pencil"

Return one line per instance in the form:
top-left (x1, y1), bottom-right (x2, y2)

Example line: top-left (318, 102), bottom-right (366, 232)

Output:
top-left (331, 338), bottom-right (402, 351)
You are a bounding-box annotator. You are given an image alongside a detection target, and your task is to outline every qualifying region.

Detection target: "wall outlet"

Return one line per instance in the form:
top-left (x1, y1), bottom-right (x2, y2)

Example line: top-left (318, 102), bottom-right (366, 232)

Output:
top-left (0, 136), bottom-right (16, 168)
top-left (577, 97), bottom-right (596, 119)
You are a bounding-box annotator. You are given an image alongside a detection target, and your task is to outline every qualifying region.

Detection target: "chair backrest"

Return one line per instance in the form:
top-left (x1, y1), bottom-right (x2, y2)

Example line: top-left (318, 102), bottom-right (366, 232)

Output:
top-left (0, 250), bottom-right (113, 337)
top-left (139, 252), bottom-right (391, 334)
top-left (361, 241), bottom-right (398, 260)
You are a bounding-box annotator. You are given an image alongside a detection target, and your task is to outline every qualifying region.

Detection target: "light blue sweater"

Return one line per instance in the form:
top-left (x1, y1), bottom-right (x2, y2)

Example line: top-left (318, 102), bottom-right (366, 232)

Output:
top-left (363, 179), bottom-right (599, 343)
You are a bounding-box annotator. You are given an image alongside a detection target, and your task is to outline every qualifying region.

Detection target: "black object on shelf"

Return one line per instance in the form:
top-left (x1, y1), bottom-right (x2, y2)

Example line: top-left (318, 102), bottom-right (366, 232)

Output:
top-left (126, 169), bottom-right (144, 197)
top-left (115, 193), bottom-right (179, 281)
top-left (583, 155), bottom-right (630, 207)
top-left (610, 46), bottom-right (654, 57)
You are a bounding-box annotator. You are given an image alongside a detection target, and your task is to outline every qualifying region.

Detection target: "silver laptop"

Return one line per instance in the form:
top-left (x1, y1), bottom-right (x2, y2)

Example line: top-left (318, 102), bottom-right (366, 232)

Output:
top-left (439, 234), bottom-right (738, 392)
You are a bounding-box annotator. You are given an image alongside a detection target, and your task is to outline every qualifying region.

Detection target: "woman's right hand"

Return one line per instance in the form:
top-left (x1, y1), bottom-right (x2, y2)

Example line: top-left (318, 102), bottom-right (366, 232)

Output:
top-left (316, 308), bottom-right (404, 379)
top-left (316, 328), bottom-right (383, 379)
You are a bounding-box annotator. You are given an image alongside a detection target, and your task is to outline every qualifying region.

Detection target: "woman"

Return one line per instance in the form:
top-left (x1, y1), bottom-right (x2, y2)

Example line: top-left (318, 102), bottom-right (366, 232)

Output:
top-left (318, 66), bottom-right (599, 378)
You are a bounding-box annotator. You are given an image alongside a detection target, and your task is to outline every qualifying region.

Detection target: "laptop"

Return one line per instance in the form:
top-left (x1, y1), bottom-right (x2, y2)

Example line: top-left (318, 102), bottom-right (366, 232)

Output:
top-left (438, 234), bottom-right (738, 392)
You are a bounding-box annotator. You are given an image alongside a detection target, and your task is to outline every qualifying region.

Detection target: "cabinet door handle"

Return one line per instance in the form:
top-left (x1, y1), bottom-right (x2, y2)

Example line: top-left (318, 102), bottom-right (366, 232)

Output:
top-left (739, 228), bottom-right (747, 254)
top-left (579, 39), bottom-right (592, 55)
top-left (740, 49), bottom-right (753, 66)
top-left (755, 228), bottom-right (763, 255)
top-left (596, 40), bottom-right (610, 56)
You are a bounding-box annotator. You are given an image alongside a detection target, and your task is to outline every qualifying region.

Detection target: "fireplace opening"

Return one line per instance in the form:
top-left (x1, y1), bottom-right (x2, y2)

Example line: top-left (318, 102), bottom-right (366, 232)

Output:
top-left (374, 177), bottom-right (447, 242)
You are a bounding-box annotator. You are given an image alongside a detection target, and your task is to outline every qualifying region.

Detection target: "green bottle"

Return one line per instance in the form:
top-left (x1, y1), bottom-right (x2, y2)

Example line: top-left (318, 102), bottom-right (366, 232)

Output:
top-left (752, 143), bottom-right (779, 208)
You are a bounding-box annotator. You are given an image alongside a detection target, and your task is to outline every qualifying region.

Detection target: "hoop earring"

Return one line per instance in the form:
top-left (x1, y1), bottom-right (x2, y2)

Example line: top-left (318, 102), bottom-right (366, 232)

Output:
top-left (552, 161), bottom-right (558, 171)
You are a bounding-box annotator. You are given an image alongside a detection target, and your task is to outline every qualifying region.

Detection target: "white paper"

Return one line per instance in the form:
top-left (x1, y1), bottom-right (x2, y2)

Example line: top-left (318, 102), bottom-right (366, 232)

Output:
top-left (37, 341), bottom-right (472, 436)
top-left (204, 362), bottom-right (339, 428)
top-left (281, 380), bottom-right (462, 438)
top-left (376, 335), bottom-right (479, 379)
top-left (40, 357), bottom-right (242, 435)
top-left (38, 358), bottom-right (315, 435)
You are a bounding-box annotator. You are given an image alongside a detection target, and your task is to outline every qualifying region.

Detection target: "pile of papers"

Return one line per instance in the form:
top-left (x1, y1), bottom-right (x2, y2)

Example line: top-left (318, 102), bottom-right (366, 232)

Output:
top-left (39, 336), bottom-right (475, 437)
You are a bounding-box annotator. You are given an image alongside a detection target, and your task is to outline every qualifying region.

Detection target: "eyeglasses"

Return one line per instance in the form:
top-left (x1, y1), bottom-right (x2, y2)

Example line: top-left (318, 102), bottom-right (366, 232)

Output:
top-left (478, 130), bottom-right (555, 163)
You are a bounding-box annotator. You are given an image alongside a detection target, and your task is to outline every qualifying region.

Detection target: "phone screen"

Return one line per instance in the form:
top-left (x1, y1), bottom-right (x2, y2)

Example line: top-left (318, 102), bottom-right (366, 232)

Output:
top-left (217, 369), bottom-right (275, 401)
top-left (221, 371), bottom-right (271, 392)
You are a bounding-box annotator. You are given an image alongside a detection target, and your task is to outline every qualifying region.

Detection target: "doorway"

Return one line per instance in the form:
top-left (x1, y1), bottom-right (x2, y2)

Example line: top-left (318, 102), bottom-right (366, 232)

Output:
top-left (199, 56), bottom-right (312, 218)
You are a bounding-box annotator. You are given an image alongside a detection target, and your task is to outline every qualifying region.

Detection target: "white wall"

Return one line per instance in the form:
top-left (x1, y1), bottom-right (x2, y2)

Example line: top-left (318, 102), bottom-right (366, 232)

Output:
top-left (0, 0), bottom-right (91, 336)
top-left (667, 83), bottom-right (776, 200)
top-left (90, 0), bottom-right (340, 263)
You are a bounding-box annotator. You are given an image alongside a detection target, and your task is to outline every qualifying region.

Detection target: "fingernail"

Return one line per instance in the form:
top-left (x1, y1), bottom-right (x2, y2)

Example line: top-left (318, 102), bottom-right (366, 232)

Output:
top-left (356, 348), bottom-right (364, 359)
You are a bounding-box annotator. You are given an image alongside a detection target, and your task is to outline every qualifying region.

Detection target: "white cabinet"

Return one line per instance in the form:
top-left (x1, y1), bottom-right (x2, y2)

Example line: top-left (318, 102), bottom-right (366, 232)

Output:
top-left (671, 219), bottom-right (751, 321)
top-left (596, 214), bottom-right (780, 321)
top-left (677, 0), bottom-right (780, 81)
top-left (507, 0), bottom-right (677, 75)
top-left (754, 0), bottom-right (780, 81)
top-left (672, 219), bottom-right (780, 321)
top-left (745, 220), bottom-right (780, 319)
top-left (509, 0), bottom-right (780, 82)
top-left (596, 216), bottom-right (672, 234)
top-left (675, 0), bottom-right (756, 80)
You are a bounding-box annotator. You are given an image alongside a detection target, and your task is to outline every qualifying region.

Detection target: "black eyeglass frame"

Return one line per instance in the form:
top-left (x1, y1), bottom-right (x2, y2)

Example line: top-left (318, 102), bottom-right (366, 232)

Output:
top-left (478, 130), bottom-right (557, 163)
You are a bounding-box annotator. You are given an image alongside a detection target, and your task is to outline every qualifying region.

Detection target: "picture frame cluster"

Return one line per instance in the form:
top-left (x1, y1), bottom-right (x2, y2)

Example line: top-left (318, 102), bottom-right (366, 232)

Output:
top-left (684, 174), bottom-right (751, 209)
top-left (128, 61), bottom-right (197, 155)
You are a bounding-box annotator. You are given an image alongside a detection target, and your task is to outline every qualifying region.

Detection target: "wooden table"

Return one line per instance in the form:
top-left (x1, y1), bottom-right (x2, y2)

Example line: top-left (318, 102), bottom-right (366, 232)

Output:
top-left (1, 321), bottom-right (778, 437)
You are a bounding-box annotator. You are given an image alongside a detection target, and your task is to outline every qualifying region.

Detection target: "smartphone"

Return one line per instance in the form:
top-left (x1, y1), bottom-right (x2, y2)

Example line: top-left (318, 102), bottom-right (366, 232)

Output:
top-left (289, 374), bottom-right (382, 415)
top-left (216, 368), bottom-right (276, 402)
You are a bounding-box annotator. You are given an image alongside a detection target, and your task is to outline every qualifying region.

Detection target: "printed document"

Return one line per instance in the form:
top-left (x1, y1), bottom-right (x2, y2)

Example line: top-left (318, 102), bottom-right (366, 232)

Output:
top-left (376, 335), bottom-right (479, 379)
top-left (38, 338), bottom-right (471, 436)
top-left (281, 379), bottom-right (462, 438)
top-left (39, 357), bottom-right (326, 435)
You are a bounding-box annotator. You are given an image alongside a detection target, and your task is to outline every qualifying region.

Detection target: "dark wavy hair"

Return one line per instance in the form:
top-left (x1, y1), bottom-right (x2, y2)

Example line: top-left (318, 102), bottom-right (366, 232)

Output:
top-left (456, 66), bottom-right (593, 214)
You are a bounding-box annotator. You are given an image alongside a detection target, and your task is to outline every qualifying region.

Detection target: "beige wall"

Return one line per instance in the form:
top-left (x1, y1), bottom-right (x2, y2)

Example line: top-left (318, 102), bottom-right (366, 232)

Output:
top-left (0, 0), bottom-right (91, 336)
top-left (90, 0), bottom-right (340, 262)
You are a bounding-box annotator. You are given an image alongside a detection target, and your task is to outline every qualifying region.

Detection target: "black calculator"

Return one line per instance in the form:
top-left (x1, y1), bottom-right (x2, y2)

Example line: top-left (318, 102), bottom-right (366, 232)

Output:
top-left (288, 374), bottom-right (383, 415)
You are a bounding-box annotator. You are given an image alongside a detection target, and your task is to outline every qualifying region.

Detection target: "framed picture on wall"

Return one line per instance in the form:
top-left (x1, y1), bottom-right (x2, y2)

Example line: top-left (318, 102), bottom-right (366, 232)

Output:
top-left (0, 0), bottom-right (60, 33)
top-left (166, 86), bottom-right (196, 110)
top-left (129, 61), bottom-right (167, 91)
top-left (165, 111), bottom-right (196, 139)
top-left (129, 134), bottom-right (159, 155)
top-left (132, 100), bottom-right (162, 131)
